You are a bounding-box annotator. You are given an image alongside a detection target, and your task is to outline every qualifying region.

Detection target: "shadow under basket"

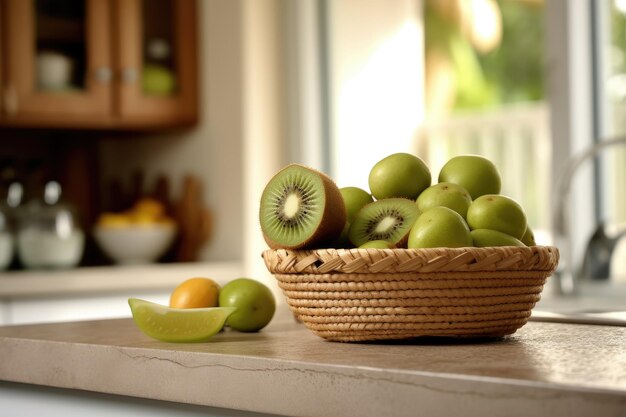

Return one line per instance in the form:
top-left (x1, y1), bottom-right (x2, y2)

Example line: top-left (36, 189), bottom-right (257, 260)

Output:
top-left (262, 246), bottom-right (559, 342)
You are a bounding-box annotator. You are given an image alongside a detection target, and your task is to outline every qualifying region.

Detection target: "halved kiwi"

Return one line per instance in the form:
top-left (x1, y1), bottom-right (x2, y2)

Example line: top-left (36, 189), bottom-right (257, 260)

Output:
top-left (349, 198), bottom-right (421, 248)
top-left (260, 164), bottom-right (346, 249)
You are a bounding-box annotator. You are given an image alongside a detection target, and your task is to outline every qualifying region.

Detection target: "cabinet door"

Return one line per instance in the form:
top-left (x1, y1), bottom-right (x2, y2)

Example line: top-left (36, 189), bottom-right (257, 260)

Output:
top-left (114, 0), bottom-right (198, 127)
top-left (0, 2), bottom-right (4, 116)
top-left (3, 0), bottom-right (112, 125)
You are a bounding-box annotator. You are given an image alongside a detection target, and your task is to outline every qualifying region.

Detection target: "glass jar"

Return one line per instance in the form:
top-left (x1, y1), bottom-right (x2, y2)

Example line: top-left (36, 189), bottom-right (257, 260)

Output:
top-left (16, 181), bottom-right (84, 269)
top-left (0, 204), bottom-right (14, 270)
top-left (0, 182), bottom-right (21, 270)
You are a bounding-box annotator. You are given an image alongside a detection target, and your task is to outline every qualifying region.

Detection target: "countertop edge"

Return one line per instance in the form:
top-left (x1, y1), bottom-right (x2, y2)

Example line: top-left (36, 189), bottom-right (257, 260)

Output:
top-left (1, 326), bottom-right (625, 417)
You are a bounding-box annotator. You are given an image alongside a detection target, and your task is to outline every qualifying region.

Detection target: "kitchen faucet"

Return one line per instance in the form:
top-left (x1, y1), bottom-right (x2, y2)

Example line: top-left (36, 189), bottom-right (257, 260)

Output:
top-left (553, 136), bottom-right (626, 295)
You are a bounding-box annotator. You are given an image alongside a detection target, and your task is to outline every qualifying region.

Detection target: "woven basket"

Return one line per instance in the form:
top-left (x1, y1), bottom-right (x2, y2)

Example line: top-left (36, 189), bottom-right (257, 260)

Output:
top-left (262, 246), bottom-right (559, 342)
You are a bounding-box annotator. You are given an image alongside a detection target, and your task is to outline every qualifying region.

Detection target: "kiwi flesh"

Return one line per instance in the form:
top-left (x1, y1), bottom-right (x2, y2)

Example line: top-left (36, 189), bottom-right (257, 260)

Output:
top-left (349, 198), bottom-right (421, 248)
top-left (260, 164), bottom-right (346, 249)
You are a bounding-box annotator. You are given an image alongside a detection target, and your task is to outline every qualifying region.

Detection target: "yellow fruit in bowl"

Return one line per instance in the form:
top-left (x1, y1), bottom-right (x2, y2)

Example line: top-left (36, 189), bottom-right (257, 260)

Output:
top-left (132, 197), bottom-right (165, 219)
top-left (170, 277), bottom-right (221, 309)
top-left (97, 197), bottom-right (175, 228)
top-left (97, 212), bottom-right (133, 228)
top-left (129, 211), bottom-right (161, 225)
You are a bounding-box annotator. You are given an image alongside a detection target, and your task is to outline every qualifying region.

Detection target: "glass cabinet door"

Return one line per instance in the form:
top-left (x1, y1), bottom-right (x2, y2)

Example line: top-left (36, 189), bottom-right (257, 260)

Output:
top-left (141, 0), bottom-right (177, 97)
top-left (115, 0), bottom-right (198, 126)
top-left (0, 3), bottom-right (4, 116)
top-left (3, 0), bottom-right (112, 122)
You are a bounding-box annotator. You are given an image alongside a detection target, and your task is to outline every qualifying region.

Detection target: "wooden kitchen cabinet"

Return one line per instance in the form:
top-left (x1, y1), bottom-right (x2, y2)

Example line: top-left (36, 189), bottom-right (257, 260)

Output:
top-left (0, 0), bottom-right (198, 129)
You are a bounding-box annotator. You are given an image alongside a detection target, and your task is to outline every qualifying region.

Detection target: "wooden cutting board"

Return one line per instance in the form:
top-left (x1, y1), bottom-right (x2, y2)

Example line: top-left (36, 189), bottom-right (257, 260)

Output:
top-left (175, 175), bottom-right (212, 262)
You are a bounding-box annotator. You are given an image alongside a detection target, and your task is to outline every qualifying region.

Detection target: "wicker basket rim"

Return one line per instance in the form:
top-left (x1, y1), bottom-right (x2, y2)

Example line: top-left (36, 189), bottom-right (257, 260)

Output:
top-left (263, 246), bottom-right (559, 275)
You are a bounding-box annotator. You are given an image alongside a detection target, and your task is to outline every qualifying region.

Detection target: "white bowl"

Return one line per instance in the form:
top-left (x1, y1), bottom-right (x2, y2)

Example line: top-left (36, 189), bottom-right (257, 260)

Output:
top-left (93, 225), bottom-right (177, 265)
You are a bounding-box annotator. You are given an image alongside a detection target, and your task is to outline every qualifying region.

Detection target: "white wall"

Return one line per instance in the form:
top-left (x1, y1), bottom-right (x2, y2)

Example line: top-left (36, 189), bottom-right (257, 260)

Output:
top-left (241, 0), bottom-right (289, 288)
top-left (327, 0), bottom-right (424, 188)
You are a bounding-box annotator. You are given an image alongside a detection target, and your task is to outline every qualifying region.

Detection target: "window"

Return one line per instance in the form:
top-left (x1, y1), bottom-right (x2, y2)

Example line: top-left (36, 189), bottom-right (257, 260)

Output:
top-left (421, 0), bottom-right (550, 239)
top-left (595, 0), bottom-right (626, 225)
top-left (294, 0), bottom-right (600, 247)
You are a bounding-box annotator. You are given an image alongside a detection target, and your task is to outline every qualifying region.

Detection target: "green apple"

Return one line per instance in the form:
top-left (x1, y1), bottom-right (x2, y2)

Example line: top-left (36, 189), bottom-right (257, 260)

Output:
top-left (408, 206), bottom-right (472, 248)
top-left (219, 278), bottom-right (276, 332)
top-left (416, 182), bottom-right (472, 218)
top-left (521, 226), bottom-right (537, 246)
top-left (359, 240), bottom-right (394, 249)
top-left (471, 229), bottom-right (525, 247)
top-left (368, 153), bottom-right (431, 200)
top-left (466, 195), bottom-right (527, 239)
top-left (438, 155), bottom-right (501, 199)
top-left (142, 64), bottom-right (176, 96)
top-left (340, 187), bottom-right (374, 222)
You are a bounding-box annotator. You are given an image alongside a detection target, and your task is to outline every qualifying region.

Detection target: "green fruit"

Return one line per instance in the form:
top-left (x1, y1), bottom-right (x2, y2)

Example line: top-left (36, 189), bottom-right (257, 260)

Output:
top-left (340, 187), bottom-right (374, 222)
top-left (408, 206), bottom-right (472, 248)
top-left (521, 226), bottom-right (537, 246)
top-left (259, 164), bottom-right (346, 249)
top-left (466, 195), bottom-right (527, 239)
top-left (359, 240), bottom-right (394, 249)
top-left (438, 155), bottom-right (501, 199)
top-left (330, 221), bottom-right (353, 248)
top-left (128, 298), bottom-right (235, 343)
top-left (416, 182), bottom-right (472, 218)
top-left (368, 153), bottom-right (431, 200)
top-left (349, 198), bottom-right (421, 248)
top-left (142, 64), bottom-right (176, 96)
top-left (219, 278), bottom-right (276, 332)
top-left (471, 229), bottom-right (525, 247)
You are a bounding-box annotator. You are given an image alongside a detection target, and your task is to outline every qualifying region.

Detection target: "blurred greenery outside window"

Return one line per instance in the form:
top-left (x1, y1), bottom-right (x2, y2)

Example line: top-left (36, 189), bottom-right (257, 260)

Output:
top-left (600, 0), bottom-right (626, 223)
top-left (424, 0), bottom-right (544, 115)
top-left (609, 0), bottom-right (626, 111)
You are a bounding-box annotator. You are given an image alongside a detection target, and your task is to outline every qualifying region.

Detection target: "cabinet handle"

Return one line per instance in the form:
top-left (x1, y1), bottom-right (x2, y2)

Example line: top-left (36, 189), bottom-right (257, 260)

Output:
top-left (3, 85), bottom-right (18, 115)
top-left (94, 67), bottom-right (113, 84)
top-left (122, 68), bottom-right (138, 84)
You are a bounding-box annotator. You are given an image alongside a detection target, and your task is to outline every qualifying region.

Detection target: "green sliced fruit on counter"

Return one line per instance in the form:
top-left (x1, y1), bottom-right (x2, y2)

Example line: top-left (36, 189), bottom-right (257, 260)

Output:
top-left (128, 298), bottom-right (236, 343)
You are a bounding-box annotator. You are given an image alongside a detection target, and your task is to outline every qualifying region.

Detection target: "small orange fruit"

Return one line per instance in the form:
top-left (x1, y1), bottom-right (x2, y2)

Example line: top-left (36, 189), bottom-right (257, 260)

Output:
top-left (97, 212), bottom-right (132, 228)
top-left (169, 277), bottom-right (220, 309)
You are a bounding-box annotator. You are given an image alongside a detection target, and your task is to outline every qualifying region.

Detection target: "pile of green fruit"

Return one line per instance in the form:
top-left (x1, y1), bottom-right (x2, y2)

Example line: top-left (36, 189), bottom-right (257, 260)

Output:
top-left (259, 153), bottom-right (536, 250)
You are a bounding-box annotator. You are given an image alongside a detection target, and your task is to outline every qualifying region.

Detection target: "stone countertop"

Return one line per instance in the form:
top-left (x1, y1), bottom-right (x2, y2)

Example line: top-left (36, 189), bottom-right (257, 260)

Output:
top-left (1, 309), bottom-right (625, 417)
top-left (0, 261), bottom-right (242, 299)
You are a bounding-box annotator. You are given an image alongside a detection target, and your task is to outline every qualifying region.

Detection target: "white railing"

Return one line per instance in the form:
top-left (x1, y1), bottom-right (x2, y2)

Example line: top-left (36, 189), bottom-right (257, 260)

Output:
top-left (416, 102), bottom-right (552, 231)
